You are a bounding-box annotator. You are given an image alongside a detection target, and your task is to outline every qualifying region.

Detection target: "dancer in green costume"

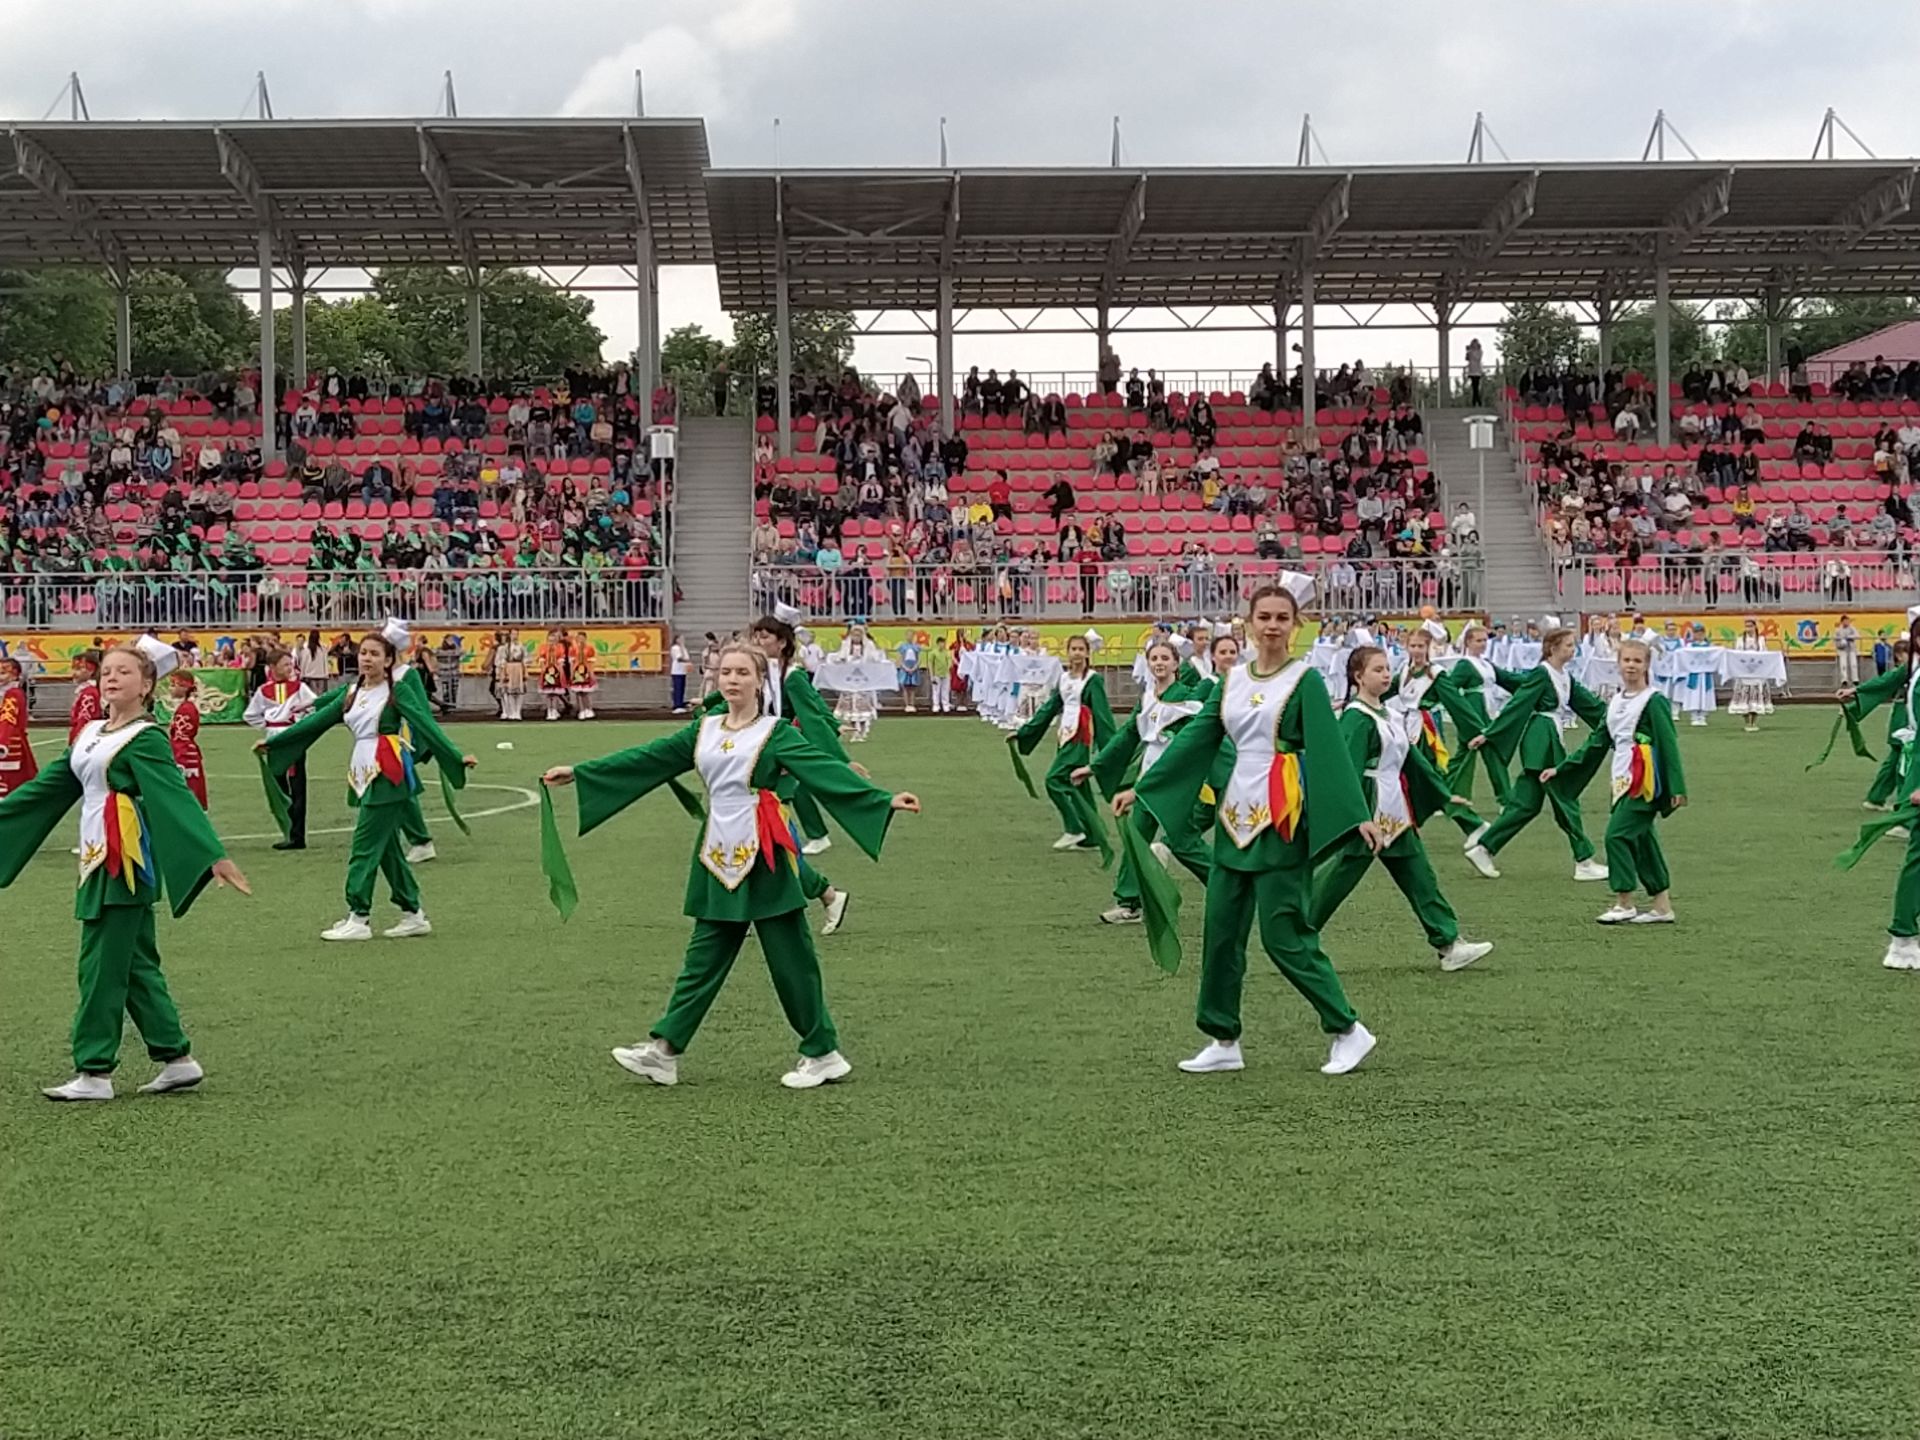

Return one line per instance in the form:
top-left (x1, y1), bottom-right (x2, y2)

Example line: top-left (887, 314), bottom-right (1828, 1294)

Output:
top-left (0, 638), bottom-right (251, 1101)
top-left (1010, 634), bottom-right (1115, 851)
top-left (542, 639), bottom-right (921, 1089)
top-left (1114, 576), bottom-right (1383, 1078)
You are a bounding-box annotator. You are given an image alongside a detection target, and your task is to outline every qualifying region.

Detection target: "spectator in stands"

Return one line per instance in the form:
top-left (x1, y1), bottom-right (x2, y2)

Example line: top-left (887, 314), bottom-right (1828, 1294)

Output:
top-left (1464, 337), bottom-right (1484, 405)
top-left (1250, 363), bottom-right (1281, 412)
top-left (1448, 501), bottom-right (1476, 544)
top-left (987, 471), bottom-right (1013, 523)
top-left (1002, 370), bottom-right (1027, 418)
top-left (980, 369), bottom-right (1004, 416)
top-left (1124, 369), bottom-right (1145, 409)
top-left (1044, 473), bottom-right (1076, 523)
top-left (1097, 346), bottom-right (1120, 396)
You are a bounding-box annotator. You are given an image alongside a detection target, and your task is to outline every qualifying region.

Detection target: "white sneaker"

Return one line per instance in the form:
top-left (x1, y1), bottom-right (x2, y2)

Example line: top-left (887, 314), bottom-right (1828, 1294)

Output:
top-left (1177, 1039), bottom-right (1244, 1073)
top-left (321, 915), bottom-right (373, 942)
top-left (138, 1057), bottom-right (204, 1094)
top-left (1100, 905), bottom-right (1143, 925)
top-left (1320, 1022), bottom-right (1377, 1076)
top-left (1464, 844), bottom-right (1501, 879)
top-left (611, 1040), bottom-right (678, 1085)
top-left (405, 843), bottom-right (436, 864)
top-left (383, 911), bottom-right (433, 939)
top-left (43, 1073), bottom-right (114, 1101)
top-left (1051, 832), bottom-right (1087, 851)
top-left (1864, 800), bottom-right (1892, 812)
top-left (1690, 717), bottom-right (1707, 727)
top-left (1573, 859), bottom-right (1611, 882)
top-left (821, 889), bottom-right (850, 936)
top-left (1596, 904), bottom-right (1639, 924)
top-left (1464, 822), bottom-right (1490, 850)
top-left (1438, 939), bottom-right (1493, 972)
top-left (1628, 910), bottom-right (1676, 925)
top-left (801, 835), bottom-right (832, 856)
top-left (1149, 840), bottom-right (1174, 870)
top-left (1892, 826), bottom-right (1912, 841)
top-left (781, 1050), bottom-right (852, 1089)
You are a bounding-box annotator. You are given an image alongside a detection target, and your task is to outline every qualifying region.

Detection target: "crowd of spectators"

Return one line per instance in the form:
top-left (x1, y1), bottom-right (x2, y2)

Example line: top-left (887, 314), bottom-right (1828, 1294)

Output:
top-left (0, 364), bottom-right (672, 628)
top-left (750, 365), bottom-right (1477, 620)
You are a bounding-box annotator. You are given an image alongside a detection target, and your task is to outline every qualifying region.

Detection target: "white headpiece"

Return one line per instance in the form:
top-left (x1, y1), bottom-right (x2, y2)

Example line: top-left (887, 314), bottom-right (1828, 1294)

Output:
top-left (772, 600), bottom-right (804, 626)
top-left (1907, 606), bottom-right (1920, 624)
top-left (132, 634), bottom-right (180, 680)
top-left (1542, 613), bottom-right (1562, 629)
top-left (1420, 618), bottom-right (1449, 643)
top-left (1276, 570), bottom-right (1317, 611)
top-left (381, 616), bottom-right (411, 651)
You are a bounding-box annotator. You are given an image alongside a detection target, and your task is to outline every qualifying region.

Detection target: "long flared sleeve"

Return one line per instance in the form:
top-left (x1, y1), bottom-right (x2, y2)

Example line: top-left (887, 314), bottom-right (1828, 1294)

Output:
top-left (764, 725), bottom-right (897, 861)
top-left (1090, 708), bottom-right (1145, 797)
top-left (572, 722), bottom-right (701, 835)
top-left (261, 682), bottom-right (349, 771)
top-left (1404, 733), bottom-right (1477, 827)
top-left (392, 674), bottom-right (469, 787)
top-left (1568, 678), bottom-right (1608, 729)
top-left (1087, 673), bottom-right (1117, 749)
top-left (1478, 669), bottom-right (1550, 767)
top-left (1444, 662), bottom-right (1494, 738)
top-left (1646, 693), bottom-right (1687, 810)
top-left (1134, 684), bottom-right (1226, 832)
top-left (1286, 667), bottom-right (1370, 860)
top-left (0, 751), bottom-right (81, 890)
top-left (784, 669), bottom-right (850, 761)
top-left (120, 727), bottom-right (226, 918)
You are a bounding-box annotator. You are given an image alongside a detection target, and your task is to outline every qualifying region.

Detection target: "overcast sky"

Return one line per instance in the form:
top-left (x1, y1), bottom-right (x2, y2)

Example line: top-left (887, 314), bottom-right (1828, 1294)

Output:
top-left (4, 0), bottom-right (1917, 385)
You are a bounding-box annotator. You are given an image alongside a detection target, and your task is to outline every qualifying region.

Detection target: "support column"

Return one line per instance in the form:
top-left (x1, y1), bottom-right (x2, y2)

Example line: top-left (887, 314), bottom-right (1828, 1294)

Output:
top-left (465, 285), bottom-right (484, 378)
top-left (289, 272), bottom-right (308, 390)
top-left (113, 280), bottom-right (132, 378)
top-left (1273, 299), bottom-right (1290, 380)
top-left (1596, 298), bottom-right (1615, 374)
top-left (1653, 266), bottom-right (1672, 448)
top-left (1299, 269), bottom-right (1317, 444)
top-left (1763, 285), bottom-right (1787, 387)
top-left (633, 226), bottom-right (656, 412)
top-left (774, 238), bottom-right (793, 458)
top-left (257, 232), bottom-right (277, 461)
top-left (1096, 302), bottom-right (1111, 388)
top-left (936, 270), bottom-right (955, 436)
top-left (1435, 301), bottom-right (1454, 406)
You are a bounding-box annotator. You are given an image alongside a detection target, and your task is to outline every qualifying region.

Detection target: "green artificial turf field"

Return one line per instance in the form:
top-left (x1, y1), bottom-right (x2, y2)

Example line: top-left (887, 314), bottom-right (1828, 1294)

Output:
top-left (1, 709), bottom-right (1915, 1440)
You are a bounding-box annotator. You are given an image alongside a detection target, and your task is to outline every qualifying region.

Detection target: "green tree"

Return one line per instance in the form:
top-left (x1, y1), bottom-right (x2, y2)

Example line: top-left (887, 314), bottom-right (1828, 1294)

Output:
top-left (371, 267), bottom-right (606, 378)
top-left (0, 268), bottom-right (115, 374)
top-left (1602, 302), bottom-right (1711, 376)
top-left (658, 324), bottom-right (730, 414)
top-left (127, 270), bottom-right (233, 376)
top-left (1495, 301), bottom-right (1583, 373)
top-left (727, 308), bottom-right (857, 386)
top-left (275, 295), bottom-right (407, 378)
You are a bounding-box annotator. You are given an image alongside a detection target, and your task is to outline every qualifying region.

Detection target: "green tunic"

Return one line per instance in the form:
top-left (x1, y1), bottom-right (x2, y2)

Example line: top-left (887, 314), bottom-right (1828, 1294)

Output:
top-left (572, 720), bottom-right (896, 923)
top-left (1013, 670), bottom-right (1117, 838)
top-left (264, 672), bottom-right (469, 810)
top-left (0, 725), bottom-right (226, 921)
top-left (1556, 690), bottom-right (1689, 896)
top-left (1477, 663), bottom-right (1606, 775)
top-left (1091, 674), bottom-right (1213, 904)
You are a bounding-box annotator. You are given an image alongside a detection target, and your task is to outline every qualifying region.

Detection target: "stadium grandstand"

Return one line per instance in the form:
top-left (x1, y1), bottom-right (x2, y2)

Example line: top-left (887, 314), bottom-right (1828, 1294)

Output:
top-left (5, 114), bottom-right (1920, 705)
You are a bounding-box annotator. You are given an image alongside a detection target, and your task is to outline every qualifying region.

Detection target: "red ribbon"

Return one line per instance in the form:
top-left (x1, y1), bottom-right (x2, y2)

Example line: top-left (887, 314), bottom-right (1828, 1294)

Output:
top-left (1072, 704), bottom-right (1094, 747)
top-left (756, 788), bottom-right (800, 872)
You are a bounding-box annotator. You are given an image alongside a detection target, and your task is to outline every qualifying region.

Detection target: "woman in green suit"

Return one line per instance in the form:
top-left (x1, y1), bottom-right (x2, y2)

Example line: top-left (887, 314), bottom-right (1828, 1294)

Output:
top-left (0, 638), bottom-right (251, 1101)
top-left (1011, 634), bottom-right (1116, 851)
top-left (1113, 576), bottom-right (1384, 1078)
top-left (261, 632), bottom-right (475, 941)
top-left (543, 640), bottom-right (921, 1089)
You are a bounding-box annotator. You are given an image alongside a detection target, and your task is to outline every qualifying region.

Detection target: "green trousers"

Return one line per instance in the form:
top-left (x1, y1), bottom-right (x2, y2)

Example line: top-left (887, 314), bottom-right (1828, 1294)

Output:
top-left (1479, 770), bottom-right (1595, 863)
top-left (1044, 743), bottom-right (1091, 835)
top-left (1198, 857), bottom-right (1359, 1040)
top-left (346, 800), bottom-right (423, 916)
top-left (1604, 799), bottom-right (1669, 897)
top-left (798, 854), bottom-right (830, 902)
top-left (1311, 833), bottom-right (1459, 950)
top-left (651, 909), bottom-right (838, 1056)
top-left (792, 788), bottom-right (828, 843)
top-left (1448, 743), bottom-right (1514, 809)
top-left (1114, 807), bottom-right (1210, 906)
top-left (1867, 741), bottom-right (1905, 808)
top-left (400, 794), bottom-right (432, 849)
top-left (1891, 826), bottom-right (1920, 938)
top-left (73, 906), bottom-right (190, 1075)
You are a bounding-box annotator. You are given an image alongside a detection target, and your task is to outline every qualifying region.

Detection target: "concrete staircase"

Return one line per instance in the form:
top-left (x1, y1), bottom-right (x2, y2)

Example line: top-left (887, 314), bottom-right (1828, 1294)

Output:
top-left (670, 416), bottom-right (754, 641)
top-left (1425, 406), bottom-right (1560, 620)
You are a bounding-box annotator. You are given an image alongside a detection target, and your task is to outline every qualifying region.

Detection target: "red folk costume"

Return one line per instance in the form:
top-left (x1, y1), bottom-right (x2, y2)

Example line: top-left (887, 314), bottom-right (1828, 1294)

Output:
top-left (538, 639), bottom-right (572, 696)
top-left (168, 684), bottom-right (208, 810)
top-left (68, 675), bottom-right (102, 744)
top-left (570, 640), bottom-right (598, 696)
top-left (0, 678), bottom-right (36, 798)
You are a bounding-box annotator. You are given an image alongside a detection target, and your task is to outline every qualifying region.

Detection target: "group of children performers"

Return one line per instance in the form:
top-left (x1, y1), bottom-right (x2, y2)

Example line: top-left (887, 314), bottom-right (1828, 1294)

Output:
top-left (535, 629), bottom-right (600, 721)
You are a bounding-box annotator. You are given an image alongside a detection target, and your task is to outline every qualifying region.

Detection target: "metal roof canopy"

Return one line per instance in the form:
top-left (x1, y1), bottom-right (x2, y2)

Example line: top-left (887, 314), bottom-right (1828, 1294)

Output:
top-left (0, 118), bottom-right (712, 272)
top-left (707, 160), bottom-right (1920, 312)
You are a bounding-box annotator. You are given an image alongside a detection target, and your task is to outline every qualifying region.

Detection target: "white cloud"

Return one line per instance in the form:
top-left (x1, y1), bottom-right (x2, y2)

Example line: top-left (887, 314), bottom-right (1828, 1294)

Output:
top-left (560, 28), bottom-right (727, 121)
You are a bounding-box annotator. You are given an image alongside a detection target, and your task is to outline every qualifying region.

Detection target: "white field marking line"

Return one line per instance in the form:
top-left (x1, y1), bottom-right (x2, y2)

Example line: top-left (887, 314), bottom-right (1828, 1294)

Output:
top-left (222, 783), bottom-right (540, 844)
